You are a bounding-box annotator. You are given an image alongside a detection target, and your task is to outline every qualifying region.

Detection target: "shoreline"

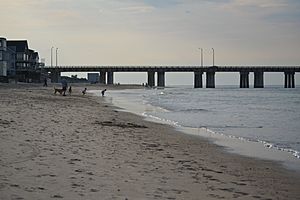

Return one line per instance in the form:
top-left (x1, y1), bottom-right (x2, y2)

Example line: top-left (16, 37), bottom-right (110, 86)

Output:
top-left (99, 88), bottom-right (300, 172)
top-left (1, 83), bottom-right (300, 199)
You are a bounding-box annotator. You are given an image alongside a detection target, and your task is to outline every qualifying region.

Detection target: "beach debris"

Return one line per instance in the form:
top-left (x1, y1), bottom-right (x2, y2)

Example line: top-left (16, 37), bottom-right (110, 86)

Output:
top-left (93, 121), bottom-right (147, 129)
top-left (142, 142), bottom-right (160, 148)
top-left (74, 169), bottom-right (85, 173)
top-left (9, 184), bottom-right (20, 188)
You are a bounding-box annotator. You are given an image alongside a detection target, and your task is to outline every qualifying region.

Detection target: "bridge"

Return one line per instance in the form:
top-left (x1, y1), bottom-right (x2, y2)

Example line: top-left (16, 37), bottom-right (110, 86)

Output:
top-left (43, 66), bottom-right (300, 88)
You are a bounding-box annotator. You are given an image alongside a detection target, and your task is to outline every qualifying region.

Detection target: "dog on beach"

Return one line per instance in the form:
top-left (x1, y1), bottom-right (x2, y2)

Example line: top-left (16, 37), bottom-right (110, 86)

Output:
top-left (54, 87), bottom-right (64, 95)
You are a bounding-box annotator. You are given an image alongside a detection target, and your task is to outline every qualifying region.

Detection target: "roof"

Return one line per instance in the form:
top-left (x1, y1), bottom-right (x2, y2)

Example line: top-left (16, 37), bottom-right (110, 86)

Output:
top-left (7, 40), bottom-right (28, 52)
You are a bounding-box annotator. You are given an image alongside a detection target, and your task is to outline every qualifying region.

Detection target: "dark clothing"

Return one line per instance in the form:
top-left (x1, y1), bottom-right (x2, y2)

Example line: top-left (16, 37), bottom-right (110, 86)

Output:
top-left (61, 79), bottom-right (68, 88)
top-left (61, 79), bottom-right (68, 96)
top-left (82, 88), bottom-right (87, 95)
top-left (101, 89), bottom-right (106, 96)
top-left (43, 78), bottom-right (47, 87)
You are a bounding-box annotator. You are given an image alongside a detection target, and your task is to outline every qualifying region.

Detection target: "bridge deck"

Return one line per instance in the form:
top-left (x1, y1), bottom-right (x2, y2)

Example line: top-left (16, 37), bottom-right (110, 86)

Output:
top-left (43, 66), bottom-right (300, 72)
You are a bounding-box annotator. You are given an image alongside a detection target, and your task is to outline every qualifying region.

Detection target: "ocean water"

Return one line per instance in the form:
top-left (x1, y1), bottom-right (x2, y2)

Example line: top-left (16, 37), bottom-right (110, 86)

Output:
top-left (94, 86), bottom-right (300, 168)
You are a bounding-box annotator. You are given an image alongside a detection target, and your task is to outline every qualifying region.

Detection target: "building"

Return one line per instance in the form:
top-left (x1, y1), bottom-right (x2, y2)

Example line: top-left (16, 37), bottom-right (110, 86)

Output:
top-left (0, 37), bottom-right (7, 77)
top-left (0, 37), bottom-right (44, 82)
top-left (88, 73), bottom-right (100, 83)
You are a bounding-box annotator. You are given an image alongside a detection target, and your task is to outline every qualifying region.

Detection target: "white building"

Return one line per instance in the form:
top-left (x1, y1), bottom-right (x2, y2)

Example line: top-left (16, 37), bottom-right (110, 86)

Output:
top-left (0, 37), bottom-right (7, 76)
top-left (0, 37), bottom-right (43, 82)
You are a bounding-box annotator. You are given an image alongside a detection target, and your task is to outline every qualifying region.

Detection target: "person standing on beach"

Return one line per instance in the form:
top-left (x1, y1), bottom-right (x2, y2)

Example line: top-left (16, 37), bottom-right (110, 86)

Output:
top-left (82, 88), bottom-right (87, 95)
top-left (68, 86), bottom-right (72, 95)
top-left (43, 78), bottom-right (48, 87)
top-left (101, 89), bottom-right (107, 96)
top-left (61, 79), bottom-right (68, 96)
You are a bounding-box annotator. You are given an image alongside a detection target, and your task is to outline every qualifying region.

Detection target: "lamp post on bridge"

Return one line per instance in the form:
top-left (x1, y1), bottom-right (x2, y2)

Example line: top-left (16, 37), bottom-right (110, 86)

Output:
top-left (56, 48), bottom-right (58, 67)
top-left (50, 47), bottom-right (54, 67)
top-left (212, 48), bottom-right (215, 66)
top-left (198, 48), bottom-right (203, 67)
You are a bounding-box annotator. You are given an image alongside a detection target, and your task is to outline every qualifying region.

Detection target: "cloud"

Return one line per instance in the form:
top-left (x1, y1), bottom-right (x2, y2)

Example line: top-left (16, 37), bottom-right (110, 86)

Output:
top-left (215, 0), bottom-right (300, 26)
top-left (1, 0), bottom-right (300, 66)
top-left (230, 0), bottom-right (288, 8)
top-left (142, 0), bottom-right (181, 8)
top-left (116, 5), bottom-right (154, 14)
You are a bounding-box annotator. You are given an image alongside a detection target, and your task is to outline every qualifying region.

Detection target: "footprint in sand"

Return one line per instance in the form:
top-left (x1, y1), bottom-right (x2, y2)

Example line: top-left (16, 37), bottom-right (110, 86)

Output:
top-left (231, 181), bottom-right (247, 186)
top-left (10, 194), bottom-right (24, 200)
top-left (51, 194), bottom-right (64, 198)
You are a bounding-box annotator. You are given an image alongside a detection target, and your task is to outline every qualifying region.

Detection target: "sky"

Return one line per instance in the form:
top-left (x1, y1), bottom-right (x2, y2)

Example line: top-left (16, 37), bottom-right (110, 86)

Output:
top-left (1, 0), bottom-right (300, 85)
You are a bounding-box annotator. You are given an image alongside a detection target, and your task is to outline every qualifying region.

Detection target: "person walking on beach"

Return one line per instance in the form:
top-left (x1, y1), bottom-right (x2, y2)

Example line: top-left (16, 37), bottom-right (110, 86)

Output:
top-left (101, 89), bottom-right (107, 97)
top-left (82, 88), bottom-right (87, 95)
top-left (61, 79), bottom-right (68, 96)
top-left (68, 86), bottom-right (72, 95)
top-left (43, 78), bottom-right (48, 87)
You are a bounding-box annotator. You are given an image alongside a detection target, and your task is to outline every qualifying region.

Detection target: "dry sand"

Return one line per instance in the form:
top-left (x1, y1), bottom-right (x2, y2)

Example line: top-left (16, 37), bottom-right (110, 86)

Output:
top-left (0, 83), bottom-right (299, 200)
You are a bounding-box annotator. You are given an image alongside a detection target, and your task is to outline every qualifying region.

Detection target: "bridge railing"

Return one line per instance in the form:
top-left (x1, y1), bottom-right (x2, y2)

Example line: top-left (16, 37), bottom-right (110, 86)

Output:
top-left (42, 65), bottom-right (300, 72)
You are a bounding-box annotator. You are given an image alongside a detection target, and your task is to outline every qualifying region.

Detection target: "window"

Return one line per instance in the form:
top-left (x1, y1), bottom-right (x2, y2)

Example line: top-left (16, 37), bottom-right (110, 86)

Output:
top-left (17, 53), bottom-right (23, 60)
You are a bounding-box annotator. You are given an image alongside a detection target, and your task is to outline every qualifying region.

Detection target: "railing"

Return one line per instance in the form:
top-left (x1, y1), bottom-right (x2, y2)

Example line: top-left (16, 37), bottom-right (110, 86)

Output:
top-left (42, 65), bottom-right (300, 72)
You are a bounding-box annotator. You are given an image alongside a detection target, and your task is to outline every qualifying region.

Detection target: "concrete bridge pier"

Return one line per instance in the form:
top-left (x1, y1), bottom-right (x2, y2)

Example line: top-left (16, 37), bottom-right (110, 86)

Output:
top-left (254, 71), bottom-right (264, 88)
top-left (194, 71), bottom-right (203, 88)
top-left (157, 71), bottom-right (165, 87)
top-left (206, 71), bottom-right (215, 88)
top-left (284, 72), bottom-right (295, 88)
top-left (50, 71), bottom-right (61, 83)
top-left (107, 72), bottom-right (114, 85)
top-left (240, 71), bottom-right (249, 88)
top-left (147, 71), bottom-right (155, 87)
top-left (100, 71), bottom-right (106, 84)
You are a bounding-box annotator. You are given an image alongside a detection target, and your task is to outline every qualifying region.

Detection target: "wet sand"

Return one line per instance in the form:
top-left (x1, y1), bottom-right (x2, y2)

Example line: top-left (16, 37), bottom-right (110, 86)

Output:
top-left (0, 83), bottom-right (300, 199)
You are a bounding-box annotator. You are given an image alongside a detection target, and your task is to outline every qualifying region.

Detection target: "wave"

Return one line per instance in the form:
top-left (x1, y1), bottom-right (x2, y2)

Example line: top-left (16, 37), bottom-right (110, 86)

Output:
top-left (142, 112), bottom-right (181, 127)
top-left (142, 112), bottom-right (300, 160)
top-left (201, 127), bottom-right (300, 160)
top-left (198, 125), bottom-right (263, 129)
top-left (258, 140), bottom-right (300, 159)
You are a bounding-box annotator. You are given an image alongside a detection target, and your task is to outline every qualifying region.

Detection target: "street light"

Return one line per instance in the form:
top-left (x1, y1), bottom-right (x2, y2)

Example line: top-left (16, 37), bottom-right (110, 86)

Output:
top-left (212, 48), bottom-right (215, 66)
top-left (56, 48), bottom-right (58, 67)
top-left (198, 48), bottom-right (203, 67)
top-left (51, 47), bottom-right (54, 67)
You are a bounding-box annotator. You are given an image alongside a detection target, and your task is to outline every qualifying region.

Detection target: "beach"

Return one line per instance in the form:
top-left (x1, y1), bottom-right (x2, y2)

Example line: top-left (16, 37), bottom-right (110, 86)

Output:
top-left (0, 84), bottom-right (300, 200)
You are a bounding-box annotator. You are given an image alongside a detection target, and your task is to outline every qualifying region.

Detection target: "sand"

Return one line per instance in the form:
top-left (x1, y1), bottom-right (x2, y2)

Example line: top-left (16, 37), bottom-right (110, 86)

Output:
top-left (0, 83), bottom-right (300, 200)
